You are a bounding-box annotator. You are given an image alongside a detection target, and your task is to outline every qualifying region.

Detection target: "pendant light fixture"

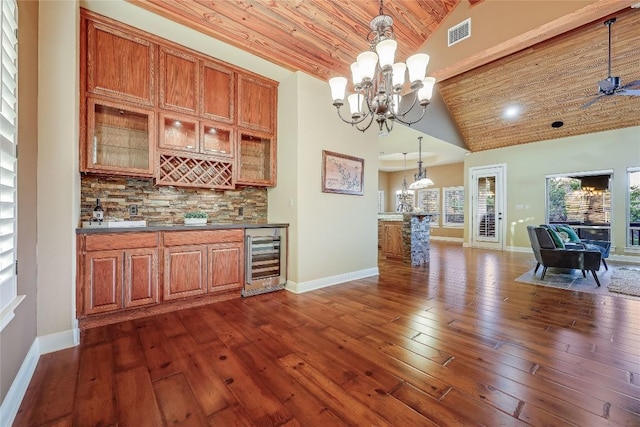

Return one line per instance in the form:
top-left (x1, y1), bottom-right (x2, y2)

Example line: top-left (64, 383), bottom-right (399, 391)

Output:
top-left (397, 152), bottom-right (412, 212)
top-left (328, 0), bottom-right (436, 136)
top-left (409, 136), bottom-right (434, 190)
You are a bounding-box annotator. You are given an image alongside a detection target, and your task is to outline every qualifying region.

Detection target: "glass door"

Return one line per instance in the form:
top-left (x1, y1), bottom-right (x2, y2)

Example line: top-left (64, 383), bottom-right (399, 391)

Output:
top-left (470, 165), bottom-right (506, 249)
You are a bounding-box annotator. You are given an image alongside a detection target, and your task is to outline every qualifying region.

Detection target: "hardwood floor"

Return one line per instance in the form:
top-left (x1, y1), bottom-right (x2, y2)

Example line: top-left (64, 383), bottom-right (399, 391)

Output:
top-left (14, 241), bottom-right (640, 426)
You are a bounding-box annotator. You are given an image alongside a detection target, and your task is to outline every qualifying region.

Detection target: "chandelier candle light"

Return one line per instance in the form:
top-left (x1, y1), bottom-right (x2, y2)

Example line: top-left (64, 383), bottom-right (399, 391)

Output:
top-left (328, 0), bottom-right (436, 135)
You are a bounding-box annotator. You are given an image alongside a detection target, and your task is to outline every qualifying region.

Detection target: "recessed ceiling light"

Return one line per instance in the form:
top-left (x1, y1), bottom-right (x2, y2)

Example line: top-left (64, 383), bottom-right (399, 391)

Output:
top-left (503, 105), bottom-right (520, 119)
top-left (551, 120), bottom-right (564, 128)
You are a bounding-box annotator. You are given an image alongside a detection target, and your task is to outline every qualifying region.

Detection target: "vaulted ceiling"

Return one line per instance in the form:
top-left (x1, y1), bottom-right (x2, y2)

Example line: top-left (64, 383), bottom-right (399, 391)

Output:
top-left (127, 0), bottom-right (640, 156)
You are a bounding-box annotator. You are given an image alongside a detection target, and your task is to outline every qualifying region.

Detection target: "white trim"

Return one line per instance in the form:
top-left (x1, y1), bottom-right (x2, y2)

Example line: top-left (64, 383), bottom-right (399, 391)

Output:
top-left (545, 169), bottom-right (614, 179)
top-left (608, 254), bottom-right (640, 264)
top-left (0, 338), bottom-right (40, 427)
top-left (0, 295), bottom-right (25, 332)
top-left (38, 327), bottom-right (80, 355)
top-left (506, 245), bottom-right (533, 253)
top-left (463, 242), bottom-right (472, 247)
top-left (285, 268), bottom-right (379, 294)
top-left (429, 236), bottom-right (463, 243)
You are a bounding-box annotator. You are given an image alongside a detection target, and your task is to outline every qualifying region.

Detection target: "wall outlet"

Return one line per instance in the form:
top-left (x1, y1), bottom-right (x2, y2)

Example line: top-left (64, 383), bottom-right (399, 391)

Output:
top-left (128, 204), bottom-right (138, 216)
top-left (238, 207), bottom-right (244, 216)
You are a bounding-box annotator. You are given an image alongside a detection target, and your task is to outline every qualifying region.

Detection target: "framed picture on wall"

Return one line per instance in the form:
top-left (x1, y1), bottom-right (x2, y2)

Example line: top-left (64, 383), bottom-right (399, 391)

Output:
top-left (321, 150), bottom-right (364, 195)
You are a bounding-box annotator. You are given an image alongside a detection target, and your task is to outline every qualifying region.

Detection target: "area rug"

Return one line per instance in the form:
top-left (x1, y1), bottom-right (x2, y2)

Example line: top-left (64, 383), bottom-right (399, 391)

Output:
top-left (515, 264), bottom-right (640, 301)
top-left (607, 268), bottom-right (640, 297)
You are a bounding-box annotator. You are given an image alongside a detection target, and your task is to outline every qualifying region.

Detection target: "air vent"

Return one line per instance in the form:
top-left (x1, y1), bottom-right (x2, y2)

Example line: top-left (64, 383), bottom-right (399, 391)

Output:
top-left (448, 18), bottom-right (471, 47)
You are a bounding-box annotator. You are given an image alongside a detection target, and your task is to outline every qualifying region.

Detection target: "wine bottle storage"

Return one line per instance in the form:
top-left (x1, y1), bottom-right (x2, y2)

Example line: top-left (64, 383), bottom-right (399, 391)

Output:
top-left (157, 154), bottom-right (234, 189)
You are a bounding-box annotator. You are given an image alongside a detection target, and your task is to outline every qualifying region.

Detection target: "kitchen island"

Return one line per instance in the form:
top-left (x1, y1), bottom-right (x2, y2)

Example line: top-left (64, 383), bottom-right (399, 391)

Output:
top-left (378, 212), bottom-right (432, 265)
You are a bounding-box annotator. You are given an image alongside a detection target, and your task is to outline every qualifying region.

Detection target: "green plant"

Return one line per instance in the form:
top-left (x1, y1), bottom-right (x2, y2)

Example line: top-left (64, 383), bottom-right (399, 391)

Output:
top-left (184, 211), bottom-right (208, 219)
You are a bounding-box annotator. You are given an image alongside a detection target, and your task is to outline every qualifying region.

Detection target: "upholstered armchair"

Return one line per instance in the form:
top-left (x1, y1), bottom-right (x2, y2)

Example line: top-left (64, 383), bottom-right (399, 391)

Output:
top-left (526, 225), bottom-right (603, 286)
top-left (542, 224), bottom-right (611, 270)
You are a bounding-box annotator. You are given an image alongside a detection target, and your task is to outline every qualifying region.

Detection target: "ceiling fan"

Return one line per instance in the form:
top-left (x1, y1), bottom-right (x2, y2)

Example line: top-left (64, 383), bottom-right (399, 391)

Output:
top-left (582, 17), bottom-right (640, 108)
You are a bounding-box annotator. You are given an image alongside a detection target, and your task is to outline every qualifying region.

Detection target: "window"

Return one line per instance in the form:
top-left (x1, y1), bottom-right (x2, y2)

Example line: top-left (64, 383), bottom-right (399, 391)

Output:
top-left (443, 186), bottom-right (464, 227)
top-left (628, 168), bottom-right (640, 247)
top-left (378, 190), bottom-right (384, 213)
top-left (546, 172), bottom-right (611, 241)
top-left (0, 0), bottom-right (19, 331)
top-left (417, 188), bottom-right (439, 226)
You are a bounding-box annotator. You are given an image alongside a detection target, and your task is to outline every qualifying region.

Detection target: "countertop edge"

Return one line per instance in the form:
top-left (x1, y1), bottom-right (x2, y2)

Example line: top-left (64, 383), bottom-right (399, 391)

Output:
top-left (76, 223), bottom-right (289, 234)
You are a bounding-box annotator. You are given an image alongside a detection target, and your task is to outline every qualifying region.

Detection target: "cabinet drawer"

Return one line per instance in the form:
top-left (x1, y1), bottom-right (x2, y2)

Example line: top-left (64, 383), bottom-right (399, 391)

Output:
top-left (162, 229), bottom-right (243, 246)
top-left (85, 232), bottom-right (158, 252)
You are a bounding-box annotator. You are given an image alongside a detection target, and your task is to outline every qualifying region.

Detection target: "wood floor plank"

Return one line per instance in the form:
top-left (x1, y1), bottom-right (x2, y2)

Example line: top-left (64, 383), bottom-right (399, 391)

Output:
top-left (115, 365), bottom-right (164, 426)
top-left (72, 342), bottom-right (116, 426)
top-left (277, 353), bottom-right (393, 426)
top-left (153, 373), bottom-right (208, 426)
top-left (233, 342), bottom-right (348, 426)
top-left (15, 242), bottom-right (640, 426)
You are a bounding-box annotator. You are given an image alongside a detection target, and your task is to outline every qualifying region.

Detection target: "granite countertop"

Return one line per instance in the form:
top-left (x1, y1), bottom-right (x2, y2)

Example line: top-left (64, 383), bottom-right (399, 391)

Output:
top-left (378, 212), bottom-right (434, 221)
top-left (76, 223), bottom-right (289, 234)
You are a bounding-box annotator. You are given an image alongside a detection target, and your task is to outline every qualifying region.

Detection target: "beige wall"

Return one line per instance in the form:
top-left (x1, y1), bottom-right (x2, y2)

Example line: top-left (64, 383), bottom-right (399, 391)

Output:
top-left (37, 0), bottom-right (79, 339)
top-left (423, 1), bottom-right (596, 75)
top-left (1, 0), bottom-right (38, 403)
top-left (269, 73), bottom-right (378, 284)
top-left (464, 126), bottom-right (640, 256)
top-left (381, 163), bottom-right (465, 240)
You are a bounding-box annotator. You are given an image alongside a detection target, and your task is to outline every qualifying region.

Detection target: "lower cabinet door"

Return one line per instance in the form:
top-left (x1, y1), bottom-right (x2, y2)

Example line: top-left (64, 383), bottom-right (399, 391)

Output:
top-left (124, 248), bottom-right (159, 308)
top-left (163, 245), bottom-right (207, 300)
top-left (383, 222), bottom-right (404, 259)
top-left (85, 250), bottom-right (123, 315)
top-left (208, 243), bottom-right (244, 293)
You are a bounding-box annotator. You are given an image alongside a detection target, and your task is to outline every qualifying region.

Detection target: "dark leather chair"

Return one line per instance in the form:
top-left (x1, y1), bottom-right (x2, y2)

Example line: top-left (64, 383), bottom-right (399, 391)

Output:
top-left (526, 225), bottom-right (602, 286)
top-left (544, 224), bottom-right (611, 270)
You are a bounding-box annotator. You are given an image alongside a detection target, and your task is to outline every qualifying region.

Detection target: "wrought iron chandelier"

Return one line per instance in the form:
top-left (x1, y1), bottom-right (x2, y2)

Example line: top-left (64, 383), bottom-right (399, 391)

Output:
top-left (328, 0), bottom-right (436, 136)
top-left (409, 136), bottom-right (434, 189)
top-left (397, 153), bottom-right (413, 212)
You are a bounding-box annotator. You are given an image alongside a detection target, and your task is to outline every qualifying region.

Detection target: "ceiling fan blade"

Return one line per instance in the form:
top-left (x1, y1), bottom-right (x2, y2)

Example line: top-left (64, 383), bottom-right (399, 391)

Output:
top-left (582, 95), bottom-right (604, 108)
top-left (617, 89), bottom-right (640, 96)
top-left (620, 80), bottom-right (640, 89)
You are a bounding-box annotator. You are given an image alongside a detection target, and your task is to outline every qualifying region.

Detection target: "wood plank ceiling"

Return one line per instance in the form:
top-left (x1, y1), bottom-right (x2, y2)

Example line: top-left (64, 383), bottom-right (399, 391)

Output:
top-left (439, 5), bottom-right (640, 151)
top-left (128, 0), bottom-right (640, 152)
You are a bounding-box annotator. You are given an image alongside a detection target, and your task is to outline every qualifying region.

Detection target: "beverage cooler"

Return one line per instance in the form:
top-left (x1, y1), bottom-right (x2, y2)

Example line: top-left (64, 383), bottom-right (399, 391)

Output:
top-left (243, 226), bottom-right (288, 297)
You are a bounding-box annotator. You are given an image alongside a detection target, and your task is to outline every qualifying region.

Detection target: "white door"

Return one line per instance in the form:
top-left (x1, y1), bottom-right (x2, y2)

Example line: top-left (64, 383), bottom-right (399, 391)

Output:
top-left (470, 165), bottom-right (506, 250)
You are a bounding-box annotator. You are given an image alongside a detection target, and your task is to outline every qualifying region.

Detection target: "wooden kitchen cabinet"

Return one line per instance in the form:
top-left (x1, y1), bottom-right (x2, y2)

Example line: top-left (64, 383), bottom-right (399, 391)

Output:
top-left (124, 248), bottom-right (159, 308)
top-left (77, 229), bottom-right (245, 323)
top-left (201, 61), bottom-right (234, 124)
top-left (237, 74), bottom-right (277, 134)
top-left (85, 17), bottom-right (155, 106)
top-left (162, 229), bottom-right (244, 300)
top-left (159, 112), bottom-right (234, 159)
top-left (163, 245), bottom-right (208, 301)
top-left (85, 97), bottom-right (155, 176)
top-left (80, 232), bottom-right (159, 316)
top-left (236, 130), bottom-right (276, 186)
top-left (382, 222), bottom-right (404, 259)
top-left (208, 243), bottom-right (244, 293)
top-left (159, 46), bottom-right (199, 115)
top-left (84, 250), bottom-right (123, 315)
top-left (159, 112), bottom-right (199, 154)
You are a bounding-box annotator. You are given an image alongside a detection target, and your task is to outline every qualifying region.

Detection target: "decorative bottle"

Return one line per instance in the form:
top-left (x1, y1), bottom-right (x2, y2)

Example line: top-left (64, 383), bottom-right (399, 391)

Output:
top-left (92, 198), bottom-right (104, 223)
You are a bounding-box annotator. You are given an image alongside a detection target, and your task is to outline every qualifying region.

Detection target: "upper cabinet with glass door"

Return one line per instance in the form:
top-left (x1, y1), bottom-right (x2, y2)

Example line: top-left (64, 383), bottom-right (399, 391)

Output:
top-left (85, 98), bottom-right (155, 177)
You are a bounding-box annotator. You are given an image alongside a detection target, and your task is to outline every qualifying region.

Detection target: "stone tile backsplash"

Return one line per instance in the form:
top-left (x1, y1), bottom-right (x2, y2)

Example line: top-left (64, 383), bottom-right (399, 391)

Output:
top-left (81, 175), bottom-right (268, 225)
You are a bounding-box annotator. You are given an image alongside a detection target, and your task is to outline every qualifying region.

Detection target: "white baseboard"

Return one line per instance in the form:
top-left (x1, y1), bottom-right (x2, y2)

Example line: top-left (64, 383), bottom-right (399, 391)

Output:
top-left (285, 267), bottom-right (379, 294)
top-left (38, 327), bottom-right (80, 355)
top-left (0, 326), bottom-right (80, 426)
top-left (506, 245), bottom-right (533, 253)
top-left (608, 254), bottom-right (640, 264)
top-left (430, 236), bottom-right (464, 243)
top-left (0, 338), bottom-right (40, 427)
